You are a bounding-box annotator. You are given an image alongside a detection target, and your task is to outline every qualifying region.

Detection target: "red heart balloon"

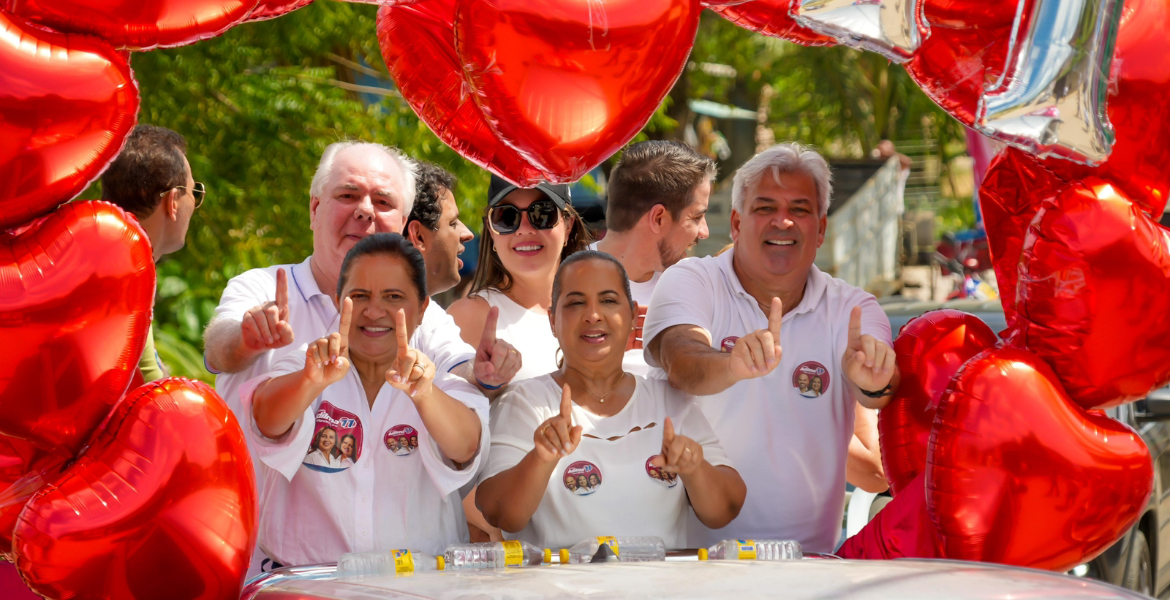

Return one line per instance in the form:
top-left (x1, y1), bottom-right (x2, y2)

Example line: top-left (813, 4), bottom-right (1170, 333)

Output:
top-left (878, 309), bottom-right (998, 497)
top-left (3, 0), bottom-right (260, 50)
top-left (927, 347), bottom-right (1153, 571)
top-left (376, 0), bottom-right (545, 186)
top-left (0, 436), bottom-right (70, 559)
top-left (0, 201), bottom-right (154, 455)
top-left (977, 146), bottom-right (1066, 331)
top-left (12, 378), bottom-right (258, 600)
top-left (903, 0), bottom-right (1029, 126)
top-left (708, 0), bottom-right (836, 46)
top-left (455, 0), bottom-right (701, 184)
top-left (0, 10), bottom-right (139, 230)
top-left (1037, 0), bottom-right (1170, 218)
top-left (244, 0), bottom-right (312, 22)
top-left (837, 473), bottom-right (943, 560)
top-left (1009, 178), bottom-right (1170, 409)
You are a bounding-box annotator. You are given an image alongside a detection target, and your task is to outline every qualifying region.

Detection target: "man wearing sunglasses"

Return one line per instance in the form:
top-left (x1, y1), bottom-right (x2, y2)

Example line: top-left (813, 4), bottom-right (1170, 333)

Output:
top-left (101, 123), bottom-right (204, 383)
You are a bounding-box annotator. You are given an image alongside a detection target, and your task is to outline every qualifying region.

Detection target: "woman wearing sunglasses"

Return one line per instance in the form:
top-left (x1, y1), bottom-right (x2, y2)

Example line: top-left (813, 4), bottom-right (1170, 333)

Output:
top-left (449, 175), bottom-right (593, 384)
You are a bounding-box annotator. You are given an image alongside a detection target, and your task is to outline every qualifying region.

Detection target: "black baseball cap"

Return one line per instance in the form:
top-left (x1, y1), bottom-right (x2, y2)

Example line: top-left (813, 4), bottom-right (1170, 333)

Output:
top-left (488, 174), bottom-right (571, 208)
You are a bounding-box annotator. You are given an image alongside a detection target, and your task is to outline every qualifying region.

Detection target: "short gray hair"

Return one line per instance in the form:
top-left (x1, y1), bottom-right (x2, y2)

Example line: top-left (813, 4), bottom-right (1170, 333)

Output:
top-left (309, 141), bottom-right (419, 214)
top-left (731, 142), bottom-right (832, 217)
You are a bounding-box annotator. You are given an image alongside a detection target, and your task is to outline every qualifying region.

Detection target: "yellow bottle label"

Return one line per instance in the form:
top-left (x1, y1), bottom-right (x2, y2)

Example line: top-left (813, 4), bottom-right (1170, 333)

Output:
top-left (393, 549), bottom-right (415, 574)
top-left (502, 540), bottom-right (524, 566)
top-left (596, 536), bottom-right (620, 556)
top-left (736, 540), bottom-right (757, 560)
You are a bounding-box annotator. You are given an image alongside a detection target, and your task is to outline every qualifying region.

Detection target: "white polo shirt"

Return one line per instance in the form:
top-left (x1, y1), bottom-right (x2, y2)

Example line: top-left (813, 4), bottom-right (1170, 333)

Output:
top-left (641, 249), bottom-right (891, 552)
top-left (240, 349), bottom-right (489, 566)
top-left (210, 256), bottom-right (476, 419)
top-left (480, 374), bottom-right (731, 550)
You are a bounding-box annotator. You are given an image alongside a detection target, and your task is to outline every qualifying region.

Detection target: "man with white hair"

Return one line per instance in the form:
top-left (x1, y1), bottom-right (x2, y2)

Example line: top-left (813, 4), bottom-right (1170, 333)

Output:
top-left (643, 142), bottom-right (899, 552)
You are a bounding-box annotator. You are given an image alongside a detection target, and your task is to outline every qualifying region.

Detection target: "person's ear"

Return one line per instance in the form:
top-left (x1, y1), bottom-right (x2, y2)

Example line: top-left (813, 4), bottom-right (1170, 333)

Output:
top-left (548, 308), bottom-right (556, 333)
top-left (647, 204), bottom-right (669, 234)
top-left (165, 189), bottom-right (180, 221)
top-left (309, 195), bottom-right (321, 230)
top-left (406, 220), bottom-right (426, 250)
top-left (417, 295), bottom-right (430, 327)
top-left (730, 208), bottom-right (741, 242)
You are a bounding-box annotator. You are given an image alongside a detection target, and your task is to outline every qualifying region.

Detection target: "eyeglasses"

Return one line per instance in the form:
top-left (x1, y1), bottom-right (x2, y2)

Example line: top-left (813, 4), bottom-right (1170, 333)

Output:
top-left (488, 199), bottom-right (561, 235)
top-left (161, 182), bottom-right (206, 209)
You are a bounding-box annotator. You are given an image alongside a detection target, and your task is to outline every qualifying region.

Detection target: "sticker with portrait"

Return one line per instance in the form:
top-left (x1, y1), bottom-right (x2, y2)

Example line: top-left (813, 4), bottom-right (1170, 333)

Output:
top-left (303, 402), bottom-right (363, 473)
top-left (792, 361), bottom-right (830, 398)
top-left (645, 456), bottom-right (678, 488)
top-left (385, 424), bottom-right (420, 457)
top-left (562, 461), bottom-right (603, 496)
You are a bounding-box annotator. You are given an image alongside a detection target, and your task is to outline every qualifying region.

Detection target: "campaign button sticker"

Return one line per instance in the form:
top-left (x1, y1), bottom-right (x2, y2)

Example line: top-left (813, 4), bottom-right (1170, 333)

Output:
top-left (792, 361), bottom-right (830, 398)
top-left (563, 460), bottom-right (602, 496)
top-left (645, 456), bottom-right (678, 488)
top-left (385, 424), bottom-right (419, 456)
top-left (303, 401), bottom-right (363, 472)
top-left (720, 336), bottom-right (739, 353)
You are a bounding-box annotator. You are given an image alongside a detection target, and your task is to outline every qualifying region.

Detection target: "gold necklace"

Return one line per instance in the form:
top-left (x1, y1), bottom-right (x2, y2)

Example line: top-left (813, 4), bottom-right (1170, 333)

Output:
top-left (583, 373), bottom-right (627, 403)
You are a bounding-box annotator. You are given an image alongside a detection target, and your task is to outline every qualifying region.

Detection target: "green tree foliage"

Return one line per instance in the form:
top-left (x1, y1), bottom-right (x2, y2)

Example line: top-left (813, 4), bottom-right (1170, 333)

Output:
top-left (99, 2), bottom-right (492, 381)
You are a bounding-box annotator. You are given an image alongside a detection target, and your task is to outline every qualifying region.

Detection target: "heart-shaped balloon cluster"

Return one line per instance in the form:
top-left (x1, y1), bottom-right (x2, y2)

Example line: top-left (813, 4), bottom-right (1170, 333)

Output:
top-left (12, 378), bottom-right (257, 600)
top-left (848, 311), bottom-right (1154, 571)
top-left (377, 0), bottom-right (701, 185)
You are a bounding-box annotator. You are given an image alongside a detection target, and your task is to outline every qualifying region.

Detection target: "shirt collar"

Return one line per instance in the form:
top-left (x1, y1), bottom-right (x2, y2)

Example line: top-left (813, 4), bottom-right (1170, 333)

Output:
top-left (291, 256), bottom-right (332, 304)
top-left (720, 246), bottom-right (828, 319)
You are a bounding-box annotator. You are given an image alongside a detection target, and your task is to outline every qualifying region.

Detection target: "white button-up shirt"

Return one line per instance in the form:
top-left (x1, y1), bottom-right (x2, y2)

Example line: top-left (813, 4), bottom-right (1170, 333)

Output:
top-left (241, 349), bottom-right (489, 566)
top-left (642, 249), bottom-right (891, 552)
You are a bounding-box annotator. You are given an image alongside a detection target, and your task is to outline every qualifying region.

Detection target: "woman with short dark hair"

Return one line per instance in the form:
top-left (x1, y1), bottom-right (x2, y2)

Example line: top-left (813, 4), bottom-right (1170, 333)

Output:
top-left (245, 233), bottom-right (488, 567)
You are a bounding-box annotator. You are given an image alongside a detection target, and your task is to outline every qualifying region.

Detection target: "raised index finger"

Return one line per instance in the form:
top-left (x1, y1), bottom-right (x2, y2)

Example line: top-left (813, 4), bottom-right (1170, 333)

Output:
top-left (560, 384), bottom-right (573, 421)
top-left (275, 268), bottom-right (289, 319)
top-left (338, 297), bottom-right (353, 350)
top-left (480, 306), bottom-right (499, 347)
top-left (848, 306), bottom-right (863, 349)
top-left (663, 416), bottom-right (676, 443)
top-left (395, 309), bottom-right (410, 358)
top-left (768, 297), bottom-right (783, 339)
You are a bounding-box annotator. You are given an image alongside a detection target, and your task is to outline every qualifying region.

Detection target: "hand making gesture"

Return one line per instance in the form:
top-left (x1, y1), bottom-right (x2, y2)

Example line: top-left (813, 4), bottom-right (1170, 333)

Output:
top-left (533, 385), bottom-right (583, 463)
top-left (302, 297), bottom-right (352, 387)
top-left (842, 306), bottom-right (895, 393)
top-left (243, 267), bottom-right (295, 351)
top-left (385, 309), bottom-right (438, 400)
top-left (650, 417), bottom-right (704, 477)
top-left (474, 306), bottom-right (522, 389)
top-left (729, 297), bottom-right (784, 381)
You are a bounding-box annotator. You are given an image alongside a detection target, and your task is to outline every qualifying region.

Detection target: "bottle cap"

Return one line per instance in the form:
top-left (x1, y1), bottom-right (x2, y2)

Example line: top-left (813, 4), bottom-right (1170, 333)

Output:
top-left (437, 556), bottom-right (446, 571)
top-left (698, 548), bottom-right (709, 561)
top-left (543, 549), bottom-right (552, 564)
top-left (559, 549), bottom-right (570, 565)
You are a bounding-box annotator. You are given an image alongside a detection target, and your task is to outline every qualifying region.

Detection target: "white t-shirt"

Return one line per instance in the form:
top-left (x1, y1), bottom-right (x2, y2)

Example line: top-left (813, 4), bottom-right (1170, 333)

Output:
top-left (240, 348), bottom-right (489, 566)
top-left (481, 374), bottom-right (731, 550)
top-left (641, 249), bottom-right (891, 553)
top-left (471, 288), bottom-right (560, 382)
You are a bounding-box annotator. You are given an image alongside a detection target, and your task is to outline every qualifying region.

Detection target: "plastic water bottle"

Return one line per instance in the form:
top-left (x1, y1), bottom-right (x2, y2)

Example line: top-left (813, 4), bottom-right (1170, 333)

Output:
top-left (700, 539), bottom-right (802, 561)
top-left (336, 549), bottom-right (444, 577)
top-left (444, 540), bottom-right (551, 569)
top-left (561, 536), bottom-right (666, 564)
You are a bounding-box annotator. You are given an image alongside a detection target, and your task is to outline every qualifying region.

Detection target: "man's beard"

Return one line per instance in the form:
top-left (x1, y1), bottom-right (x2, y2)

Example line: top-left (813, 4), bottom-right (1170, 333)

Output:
top-left (658, 236), bottom-right (697, 270)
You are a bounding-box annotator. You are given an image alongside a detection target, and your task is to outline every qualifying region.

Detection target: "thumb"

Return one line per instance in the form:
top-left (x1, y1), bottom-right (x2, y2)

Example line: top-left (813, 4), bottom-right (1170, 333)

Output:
top-left (480, 306), bottom-right (499, 347)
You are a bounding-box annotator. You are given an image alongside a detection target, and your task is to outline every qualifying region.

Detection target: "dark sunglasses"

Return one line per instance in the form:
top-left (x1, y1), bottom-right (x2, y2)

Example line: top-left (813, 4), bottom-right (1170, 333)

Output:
top-left (488, 199), bottom-right (562, 235)
top-left (162, 182), bottom-right (206, 208)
